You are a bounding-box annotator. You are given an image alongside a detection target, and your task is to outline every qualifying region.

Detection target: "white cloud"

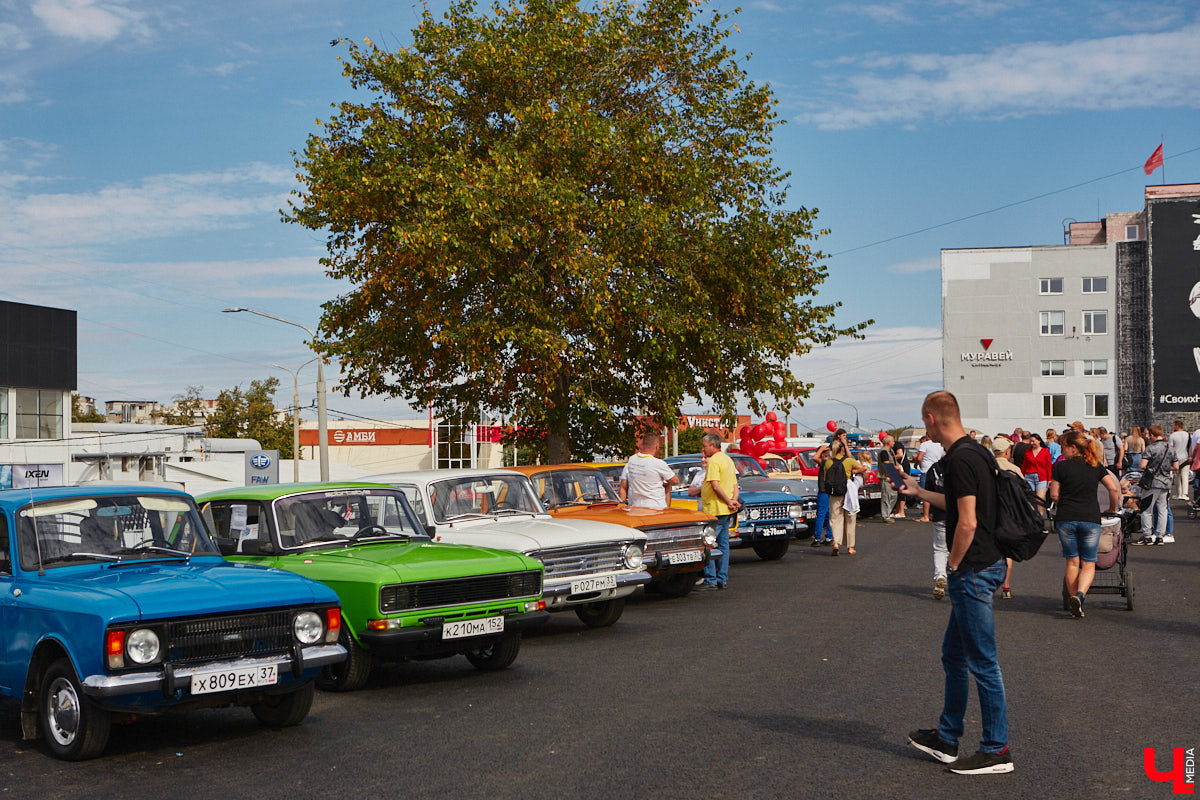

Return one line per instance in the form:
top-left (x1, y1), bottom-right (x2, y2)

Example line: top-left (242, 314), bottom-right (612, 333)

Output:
top-left (887, 256), bottom-right (940, 274)
top-left (0, 162), bottom-right (294, 249)
top-left (799, 23), bottom-right (1200, 129)
top-left (31, 0), bottom-right (148, 43)
top-left (0, 22), bottom-right (31, 50)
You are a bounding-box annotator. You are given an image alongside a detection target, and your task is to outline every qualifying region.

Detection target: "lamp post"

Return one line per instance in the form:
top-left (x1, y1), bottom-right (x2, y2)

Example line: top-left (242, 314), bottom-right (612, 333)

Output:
top-left (272, 358), bottom-right (317, 482)
top-left (870, 417), bottom-right (897, 431)
top-left (827, 397), bottom-right (860, 430)
top-left (224, 308), bottom-right (330, 481)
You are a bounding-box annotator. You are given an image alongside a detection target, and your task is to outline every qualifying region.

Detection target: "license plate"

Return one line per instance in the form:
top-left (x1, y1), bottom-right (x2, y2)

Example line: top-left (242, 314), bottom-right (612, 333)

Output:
top-left (191, 664), bottom-right (277, 695)
top-left (442, 616), bottom-right (504, 639)
top-left (758, 527), bottom-right (789, 537)
top-left (570, 575), bottom-right (617, 594)
top-left (666, 550), bottom-right (703, 565)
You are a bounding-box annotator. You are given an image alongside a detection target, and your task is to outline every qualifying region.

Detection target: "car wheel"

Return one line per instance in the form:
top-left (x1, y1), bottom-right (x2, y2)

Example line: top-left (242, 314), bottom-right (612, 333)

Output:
top-left (752, 538), bottom-right (790, 560)
top-left (41, 658), bottom-right (111, 761)
top-left (654, 572), bottom-right (696, 598)
top-left (574, 597), bottom-right (626, 628)
top-left (465, 634), bottom-right (521, 671)
top-left (317, 628), bottom-right (372, 693)
top-left (251, 682), bottom-right (315, 728)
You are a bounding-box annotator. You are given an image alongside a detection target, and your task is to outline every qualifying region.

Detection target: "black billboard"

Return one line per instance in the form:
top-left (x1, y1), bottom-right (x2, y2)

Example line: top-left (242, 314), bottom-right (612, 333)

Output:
top-left (0, 301), bottom-right (77, 390)
top-left (1150, 197), bottom-right (1200, 411)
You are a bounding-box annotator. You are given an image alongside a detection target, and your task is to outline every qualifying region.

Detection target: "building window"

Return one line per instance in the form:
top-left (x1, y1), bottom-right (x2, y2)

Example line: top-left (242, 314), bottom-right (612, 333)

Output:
top-left (14, 390), bottom-right (62, 440)
top-left (1041, 395), bottom-right (1070, 419)
top-left (1125, 224), bottom-right (1140, 240)
top-left (1040, 311), bottom-right (1065, 336)
top-left (1083, 310), bottom-right (1108, 335)
top-left (1043, 394), bottom-right (1066, 417)
top-left (1040, 360), bottom-right (1065, 376)
top-left (1082, 276), bottom-right (1108, 294)
top-left (435, 418), bottom-right (474, 469)
top-left (1083, 359), bottom-right (1108, 376)
top-left (1086, 394), bottom-right (1110, 417)
top-left (0, 390), bottom-right (7, 440)
top-left (1039, 278), bottom-right (1063, 294)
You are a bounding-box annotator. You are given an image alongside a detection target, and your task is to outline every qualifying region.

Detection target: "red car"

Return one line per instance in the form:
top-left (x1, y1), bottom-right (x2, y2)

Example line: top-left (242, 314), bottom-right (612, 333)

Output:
top-left (768, 447), bottom-right (821, 478)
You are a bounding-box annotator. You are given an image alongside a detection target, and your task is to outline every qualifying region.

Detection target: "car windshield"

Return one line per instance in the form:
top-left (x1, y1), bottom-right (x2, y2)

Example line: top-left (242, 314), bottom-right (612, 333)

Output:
top-left (18, 494), bottom-right (216, 570)
top-left (530, 469), bottom-right (619, 508)
top-left (274, 489), bottom-right (422, 549)
top-left (428, 475), bottom-right (543, 522)
top-left (731, 455), bottom-right (769, 478)
top-left (761, 456), bottom-right (790, 474)
top-left (796, 451), bottom-right (818, 470)
top-left (593, 466), bottom-right (623, 494)
top-left (670, 462), bottom-right (703, 486)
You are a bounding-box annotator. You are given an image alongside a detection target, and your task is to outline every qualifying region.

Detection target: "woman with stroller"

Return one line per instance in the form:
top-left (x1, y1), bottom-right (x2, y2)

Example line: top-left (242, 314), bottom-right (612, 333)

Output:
top-left (1050, 430), bottom-right (1121, 618)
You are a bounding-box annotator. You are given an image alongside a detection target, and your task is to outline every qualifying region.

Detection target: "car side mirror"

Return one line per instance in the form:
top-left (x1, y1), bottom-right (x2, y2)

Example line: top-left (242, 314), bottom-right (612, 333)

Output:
top-left (424, 524), bottom-right (437, 538)
top-left (214, 536), bottom-right (238, 556)
top-left (240, 540), bottom-right (276, 556)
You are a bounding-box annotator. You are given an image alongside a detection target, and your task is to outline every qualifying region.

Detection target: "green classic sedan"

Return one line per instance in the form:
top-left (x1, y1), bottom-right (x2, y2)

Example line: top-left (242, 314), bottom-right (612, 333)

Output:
top-left (196, 483), bottom-right (548, 692)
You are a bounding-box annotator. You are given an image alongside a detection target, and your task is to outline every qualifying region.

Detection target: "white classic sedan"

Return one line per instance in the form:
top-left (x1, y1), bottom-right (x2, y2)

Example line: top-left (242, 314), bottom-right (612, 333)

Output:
top-left (366, 469), bottom-right (650, 628)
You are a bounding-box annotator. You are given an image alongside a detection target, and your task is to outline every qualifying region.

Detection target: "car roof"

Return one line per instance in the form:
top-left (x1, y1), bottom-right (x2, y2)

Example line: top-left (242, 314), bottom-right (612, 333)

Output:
top-left (365, 468), bottom-right (535, 486)
top-left (196, 481), bottom-right (401, 503)
top-left (0, 482), bottom-right (191, 514)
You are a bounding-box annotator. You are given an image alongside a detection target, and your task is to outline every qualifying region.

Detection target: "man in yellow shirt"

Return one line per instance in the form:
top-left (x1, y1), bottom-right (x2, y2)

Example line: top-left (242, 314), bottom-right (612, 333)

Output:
top-left (697, 433), bottom-right (741, 590)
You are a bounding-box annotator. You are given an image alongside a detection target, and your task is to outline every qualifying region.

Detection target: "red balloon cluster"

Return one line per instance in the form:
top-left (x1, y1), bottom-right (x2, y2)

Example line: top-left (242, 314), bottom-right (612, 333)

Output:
top-left (737, 412), bottom-right (788, 467)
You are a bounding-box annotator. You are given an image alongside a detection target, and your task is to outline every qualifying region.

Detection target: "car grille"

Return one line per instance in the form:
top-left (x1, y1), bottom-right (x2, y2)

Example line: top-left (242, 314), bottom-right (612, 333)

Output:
top-left (532, 544), bottom-right (627, 580)
top-left (379, 570), bottom-right (543, 613)
top-left (744, 503), bottom-right (792, 522)
top-left (641, 524), bottom-right (706, 555)
top-left (167, 610), bottom-right (293, 665)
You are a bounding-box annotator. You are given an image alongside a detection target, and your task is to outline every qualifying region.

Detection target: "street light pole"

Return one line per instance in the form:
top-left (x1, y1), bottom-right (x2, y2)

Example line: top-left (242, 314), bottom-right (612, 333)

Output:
top-left (273, 358), bottom-right (317, 483)
top-left (827, 397), bottom-right (860, 430)
top-left (224, 308), bottom-right (330, 481)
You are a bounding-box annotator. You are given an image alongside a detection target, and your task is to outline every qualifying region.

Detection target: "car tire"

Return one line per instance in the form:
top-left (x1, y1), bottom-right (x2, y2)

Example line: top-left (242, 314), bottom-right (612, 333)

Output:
top-left (465, 634), bottom-right (522, 671)
top-left (317, 628), bottom-right (372, 693)
top-left (41, 658), bottom-right (111, 761)
top-left (251, 682), bottom-right (315, 728)
top-left (574, 597), bottom-right (626, 628)
top-left (654, 572), bottom-right (696, 598)
top-left (752, 538), bottom-right (790, 560)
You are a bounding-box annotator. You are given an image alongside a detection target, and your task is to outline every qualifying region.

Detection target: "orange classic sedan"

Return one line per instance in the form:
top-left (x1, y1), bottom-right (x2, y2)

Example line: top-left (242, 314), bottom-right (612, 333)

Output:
top-left (505, 464), bottom-right (717, 597)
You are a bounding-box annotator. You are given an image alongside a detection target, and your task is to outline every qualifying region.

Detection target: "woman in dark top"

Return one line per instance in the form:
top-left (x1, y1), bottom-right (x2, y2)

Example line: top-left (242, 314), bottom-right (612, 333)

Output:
top-left (1050, 431), bottom-right (1120, 618)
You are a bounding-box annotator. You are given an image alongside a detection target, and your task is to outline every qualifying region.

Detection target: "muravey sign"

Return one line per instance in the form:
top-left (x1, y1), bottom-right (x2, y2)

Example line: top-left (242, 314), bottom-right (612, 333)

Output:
top-left (244, 450), bottom-right (280, 486)
top-left (960, 338), bottom-right (1013, 367)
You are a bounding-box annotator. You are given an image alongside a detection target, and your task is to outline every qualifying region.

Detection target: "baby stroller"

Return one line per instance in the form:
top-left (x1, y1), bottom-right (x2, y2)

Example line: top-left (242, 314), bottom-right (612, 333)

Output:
top-left (1061, 480), bottom-right (1138, 611)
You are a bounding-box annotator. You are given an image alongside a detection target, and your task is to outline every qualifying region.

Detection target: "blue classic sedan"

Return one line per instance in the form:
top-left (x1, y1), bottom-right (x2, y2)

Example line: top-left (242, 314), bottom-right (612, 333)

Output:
top-left (0, 483), bottom-right (346, 759)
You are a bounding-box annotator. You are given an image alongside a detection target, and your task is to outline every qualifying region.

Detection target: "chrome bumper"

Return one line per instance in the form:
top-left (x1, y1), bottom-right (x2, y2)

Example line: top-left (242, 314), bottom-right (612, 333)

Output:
top-left (81, 644), bottom-right (347, 698)
top-left (541, 570), bottom-right (651, 600)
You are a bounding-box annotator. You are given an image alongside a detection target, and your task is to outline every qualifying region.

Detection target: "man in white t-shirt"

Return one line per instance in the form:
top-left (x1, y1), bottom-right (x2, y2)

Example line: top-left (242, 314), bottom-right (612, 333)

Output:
top-left (916, 436), bottom-right (946, 522)
top-left (619, 433), bottom-right (680, 509)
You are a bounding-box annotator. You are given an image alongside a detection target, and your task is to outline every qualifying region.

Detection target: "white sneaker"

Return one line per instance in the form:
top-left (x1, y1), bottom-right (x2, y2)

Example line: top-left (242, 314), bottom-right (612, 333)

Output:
top-left (1162, 535), bottom-right (1176, 543)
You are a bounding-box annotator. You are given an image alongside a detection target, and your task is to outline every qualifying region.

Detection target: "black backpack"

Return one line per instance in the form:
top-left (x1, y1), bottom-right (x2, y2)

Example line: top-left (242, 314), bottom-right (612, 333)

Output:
top-left (824, 456), bottom-right (848, 497)
top-left (990, 459), bottom-right (1049, 562)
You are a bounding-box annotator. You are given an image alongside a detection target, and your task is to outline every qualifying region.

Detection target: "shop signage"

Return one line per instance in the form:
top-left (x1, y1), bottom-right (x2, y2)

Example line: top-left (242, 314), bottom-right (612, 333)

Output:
top-left (960, 338), bottom-right (1012, 367)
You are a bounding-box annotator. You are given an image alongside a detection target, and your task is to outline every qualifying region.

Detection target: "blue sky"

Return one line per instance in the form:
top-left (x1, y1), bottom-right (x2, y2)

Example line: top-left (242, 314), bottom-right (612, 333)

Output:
top-left (2, 0), bottom-right (1199, 435)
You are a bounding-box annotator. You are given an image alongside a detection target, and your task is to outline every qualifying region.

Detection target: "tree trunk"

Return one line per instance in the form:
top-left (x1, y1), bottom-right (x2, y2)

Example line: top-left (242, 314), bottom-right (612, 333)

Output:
top-left (546, 374), bottom-right (571, 464)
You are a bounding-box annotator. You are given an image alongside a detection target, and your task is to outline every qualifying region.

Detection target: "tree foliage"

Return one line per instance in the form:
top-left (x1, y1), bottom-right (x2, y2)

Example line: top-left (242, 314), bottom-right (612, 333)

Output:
top-left (204, 379), bottom-right (294, 459)
top-left (71, 394), bottom-right (106, 423)
top-left (159, 385), bottom-right (207, 426)
top-left (287, 0), bottom-right (868, 461)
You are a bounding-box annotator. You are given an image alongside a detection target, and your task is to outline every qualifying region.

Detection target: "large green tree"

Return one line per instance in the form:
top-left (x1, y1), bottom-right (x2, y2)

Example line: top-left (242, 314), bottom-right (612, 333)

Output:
top-left (287, 0), bottom-right (867, 461)
top-left (204, 379), bottom-right (295, 459)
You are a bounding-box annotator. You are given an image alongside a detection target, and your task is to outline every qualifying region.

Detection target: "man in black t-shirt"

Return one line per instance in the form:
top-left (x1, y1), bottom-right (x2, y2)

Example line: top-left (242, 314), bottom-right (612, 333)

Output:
top-left (900, 391), bottom-right (1013, 775)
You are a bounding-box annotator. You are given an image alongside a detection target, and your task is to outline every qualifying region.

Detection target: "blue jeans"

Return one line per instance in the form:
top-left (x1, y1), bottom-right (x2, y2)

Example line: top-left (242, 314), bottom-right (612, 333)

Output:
top-left (1057, 519), bottom-right (1101, 562)
top-left (814, 493), bottom-right (833, 541)
top-left (938, 559), bottom-right (1009, 754)
top-left (702, 513), bottom-right (733, 586)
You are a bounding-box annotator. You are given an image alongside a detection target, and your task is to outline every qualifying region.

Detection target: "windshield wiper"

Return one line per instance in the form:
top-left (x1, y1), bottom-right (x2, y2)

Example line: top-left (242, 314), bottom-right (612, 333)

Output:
top-left (117, 545), bottom-right (190, 558)
top-left (489, 508), bottom-right (533, 516)
top-left (44, 552), bottom-right (123, 564)
top-left (442, 512), bottom-right (487, 522)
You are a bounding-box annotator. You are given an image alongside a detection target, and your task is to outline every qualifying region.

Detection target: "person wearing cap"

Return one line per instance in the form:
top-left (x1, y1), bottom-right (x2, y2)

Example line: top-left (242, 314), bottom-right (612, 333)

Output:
top-left (991, 436), bottom-right (1021, 599)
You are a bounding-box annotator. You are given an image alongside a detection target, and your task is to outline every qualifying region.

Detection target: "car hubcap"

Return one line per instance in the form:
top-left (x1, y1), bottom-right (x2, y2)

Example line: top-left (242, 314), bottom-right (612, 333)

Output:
top-left (47, 678), bottom-right (79, 746)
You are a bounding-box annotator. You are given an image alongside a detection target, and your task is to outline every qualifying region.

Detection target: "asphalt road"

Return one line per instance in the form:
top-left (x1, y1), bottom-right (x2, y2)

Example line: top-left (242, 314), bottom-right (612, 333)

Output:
top-left (1, 506), bottom-right (1195, 799)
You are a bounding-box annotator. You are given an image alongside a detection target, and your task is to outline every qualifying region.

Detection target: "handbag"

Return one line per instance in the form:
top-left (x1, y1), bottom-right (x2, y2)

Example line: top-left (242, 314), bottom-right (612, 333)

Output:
top-left (1138, 447), bottom-right (1164, 489)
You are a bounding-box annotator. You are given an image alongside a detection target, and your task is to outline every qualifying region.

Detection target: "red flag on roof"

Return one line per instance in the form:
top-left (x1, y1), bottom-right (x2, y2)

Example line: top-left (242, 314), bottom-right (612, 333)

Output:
top-left (1144, 143), bottom-right (1164, 175)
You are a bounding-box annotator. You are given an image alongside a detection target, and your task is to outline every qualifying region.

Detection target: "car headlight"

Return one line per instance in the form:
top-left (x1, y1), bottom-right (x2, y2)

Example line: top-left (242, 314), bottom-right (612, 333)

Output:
top-left (782, 486), bottom-right (792, 493)
top-left (623, 543), bottom-right (644, 569)
top-left (738, 509), bottom-right (748, 522)
top-left (789, 503), bottom-right (804, 519)
top-left (702, 524), bottom-right (717, 547)
top-left (293, 610), bottom-right (324, 645)
top-left (126, 628), bottom-right (161, 665)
